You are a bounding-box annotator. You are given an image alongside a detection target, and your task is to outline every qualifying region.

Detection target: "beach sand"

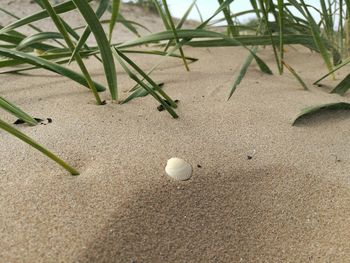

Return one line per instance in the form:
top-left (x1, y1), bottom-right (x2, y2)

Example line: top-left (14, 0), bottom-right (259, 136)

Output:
top-left (1, 1), bottom-right (350, 262)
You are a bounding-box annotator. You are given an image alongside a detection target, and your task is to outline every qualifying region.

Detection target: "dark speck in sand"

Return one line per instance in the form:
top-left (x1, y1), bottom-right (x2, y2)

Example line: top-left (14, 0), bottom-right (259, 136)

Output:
top-left (13, 119), bottom-right (26, 125)
top-left (197, 164), bottom-right (202, 168)
top-left (247, 155), bottom-right (253, 160)
top-left (14, 117), bottom-right (53, 125)
top-left (14, 118), bottom-right (43, 125)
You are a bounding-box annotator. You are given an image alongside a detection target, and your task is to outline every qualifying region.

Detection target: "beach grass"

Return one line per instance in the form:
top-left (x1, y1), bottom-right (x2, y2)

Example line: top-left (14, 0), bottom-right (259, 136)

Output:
top-left (1, 0), bottom-right (350, 174)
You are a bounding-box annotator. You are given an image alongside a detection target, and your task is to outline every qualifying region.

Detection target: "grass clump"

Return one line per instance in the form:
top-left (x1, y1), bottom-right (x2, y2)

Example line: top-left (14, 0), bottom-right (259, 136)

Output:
top-left (1, 0), bottom-right (350, 174)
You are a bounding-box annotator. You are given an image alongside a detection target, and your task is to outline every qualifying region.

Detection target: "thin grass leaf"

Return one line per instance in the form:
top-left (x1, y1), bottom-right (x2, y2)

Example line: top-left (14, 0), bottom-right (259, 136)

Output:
top-left (152, 0), bottom-right (171, 30)
top-left (228, 46), bottom-right (258, 99)
top-left (109, 0), bottom-right (121, 43)
top-left (0, 7), bottom-right (66, 48)
top-left (72, 0), bottom-right (118, 100)
top-left (117, 13), bottom-right (142, 37)
top-left (186, 35), bottom-right (318, 50)
top-left (277, 0), bottom-right (284, 72)
top-left (0, 33), bottom-right (56, 50)
top-left (67, 0), bottom-right (109, 64)
top-left (161, 0), bottom-right (190, 71)
top-left (0, 49), bottom-right (195, 73)
top-left (118, 29), bottom-right (318, 50)
top-left (258, 0), bottom-right (282, 74)
top-left (195, 3), bottom-right (203, 22)
top-left (176, 0), bottom-right (197, 29)
top-left (120, 0), bottom-right (259, 84)
top-left (0, 0), bottom-right (93, 35)
top-left (0, 48), bottom-right (105, 92)
top-left (0, 96), bottom-right (37, 126)
top-left (330, 73), bottom-right (350, 95)
top-left (122, 83), bottom-right (164, 103)
top-left (282, 60), bottom-right (308, 90)
top-left (164, 0), bottom-right (197, 52)
top-left (119, 28), bottom-right (273, 92)
top-left (40, 0), bottom-right (102, 104)
top-left (114, 48), bottom-right (177, 107)
top-left (112, 48), bottom-right (178, 118)
top-left (33, 0), bottom-right (93, 53)
top-left (200, 0), bottom-right (236, 28)
top-left (122, 49), bottom-right (198, 62)
top-left (86, 17), bottom-right (150, 34)
top-left (292, 0), bottom-right (334, 77)
top-left (16, 32), bottom-right (63, 50)
top-left (0, 50), bottom-right (94, 69)
top-left (209, 10), bottom-right (258, 26)
top-left (292, 102), bottom-right (350, 125)
top-left (314, 56), bottom-right (350, 85)
top-left (218, 0), bottom-right (238, 37)
top-left (0, 118), bottom-right (79, 175)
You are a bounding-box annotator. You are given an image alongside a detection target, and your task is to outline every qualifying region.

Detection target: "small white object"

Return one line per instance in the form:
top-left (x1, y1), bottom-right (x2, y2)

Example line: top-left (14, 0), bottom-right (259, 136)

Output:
top-left (165, 157), bottom-right (192, 181)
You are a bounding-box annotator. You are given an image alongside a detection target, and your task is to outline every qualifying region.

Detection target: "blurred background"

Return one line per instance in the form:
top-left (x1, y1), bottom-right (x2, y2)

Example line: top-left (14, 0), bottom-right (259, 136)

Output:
top-left (124, 0), bottom-right (323, 24)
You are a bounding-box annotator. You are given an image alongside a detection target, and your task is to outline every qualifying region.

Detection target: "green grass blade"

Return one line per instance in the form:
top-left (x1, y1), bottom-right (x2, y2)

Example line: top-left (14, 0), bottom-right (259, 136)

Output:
top-left (119, 29), bottom-right (272, 93)
top-left (185, 35), bottom-right (318, 50)
top-left (109, 0), bottom-right (121, 43)
top-left (116, 14), bottom-right (142, 37)
top-left (282, 61), bottom-right (308, 90)
top-left (40, 0), bottom-right (102, 104)
top-left (0, 96), bottom-right (38, 126)
top-left (0, 50), bottom-right (95, 69)
top-left (161, 0), bottom-right (190, 71)
top-left (176, 0), bottom-right (197, 29)
top-left (277, 0), bottom-right (284, 72)
top-left (218, 0), bottom-right (238, 37)
top-left (114, 48), bottom-right (177, 108)
top-left (68, 0), bottom-right (109, 64)
top-left (122, 49), bottom-right (198, 62)
top-left (95, 17), bottom-right (150, 34)
top-left (200, 0), bottom-right (235, 28)
top-left (16, 32), bottom-right (63, 51)
top-left (258, 0), bottom-right (282, 74)
top-left (293, 0), bottom-right (334, 77)
top-left (118, 29), bottom-right (317, 50)
top-left (0, 48), bottom-right (105, 92)
top-left (314, 56), bottom-right (350, 84)
top-left (228, 46), bottom-right (258, 99)
top-left (0, 118), bottom-right (79, 175)
top-left (122, 83), bottom-right (164, 103)
top-left (0, 6), bottom-right (66, 48)
top-left (152, 0), bottom-right (171, 30)
top-left (195, 3), bottom-right (204, 23)
top-left (292, 102), bottom-right (350, 125)
top-left (330, 74), bottom-right (350, 95)
top-left (72, 0), bottom-right (118, 100)
top-left (0, 33), bottom-right (56, 50)
top-left (164, 0), bottom-right (197, 52)
top-left (0, 0), bottom-right (93, 35)
top-left (112, 48), bottom-right (178, 118)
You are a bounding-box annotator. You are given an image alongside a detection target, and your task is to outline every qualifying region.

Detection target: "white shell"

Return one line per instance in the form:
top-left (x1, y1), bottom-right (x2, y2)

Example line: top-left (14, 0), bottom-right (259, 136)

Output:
top-left (165, 157), bottom-right (192, 181)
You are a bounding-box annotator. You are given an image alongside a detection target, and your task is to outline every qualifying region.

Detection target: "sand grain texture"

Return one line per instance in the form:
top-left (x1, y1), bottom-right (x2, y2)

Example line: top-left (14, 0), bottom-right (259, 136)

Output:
top-left (1, 1), bottom-right (350, 262)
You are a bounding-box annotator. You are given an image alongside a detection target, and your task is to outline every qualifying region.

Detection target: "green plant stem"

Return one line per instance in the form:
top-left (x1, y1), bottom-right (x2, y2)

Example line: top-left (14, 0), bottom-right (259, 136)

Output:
top-left (161, 0), bottom-right (190, 71)
top-left (0, 119), bottom-right (79, 175)
top-left (40, 0), bottom-right (103, 105)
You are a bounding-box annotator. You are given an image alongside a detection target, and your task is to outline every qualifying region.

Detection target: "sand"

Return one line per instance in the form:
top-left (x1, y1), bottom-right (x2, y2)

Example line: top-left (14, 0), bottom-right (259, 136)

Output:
top-left (1, 1), bottom-right (350, 262)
